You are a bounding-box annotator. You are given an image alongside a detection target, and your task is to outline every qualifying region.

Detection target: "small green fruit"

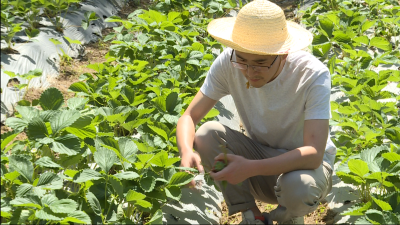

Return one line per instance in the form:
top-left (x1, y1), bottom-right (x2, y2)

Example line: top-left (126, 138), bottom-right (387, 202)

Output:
top-left (213, 160), bottom-right (227, 172)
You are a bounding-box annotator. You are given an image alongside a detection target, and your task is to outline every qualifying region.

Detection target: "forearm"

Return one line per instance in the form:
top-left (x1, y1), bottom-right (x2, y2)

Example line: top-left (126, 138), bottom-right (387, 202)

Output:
top-left (176, 115), bottom-right (196, 157)
top-left (250, 146), bottom-right (324, 177)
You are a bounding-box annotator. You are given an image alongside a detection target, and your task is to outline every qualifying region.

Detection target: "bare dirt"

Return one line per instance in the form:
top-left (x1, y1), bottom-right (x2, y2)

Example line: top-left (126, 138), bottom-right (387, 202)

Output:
top-left (220, 200), bottom-right (337, 224)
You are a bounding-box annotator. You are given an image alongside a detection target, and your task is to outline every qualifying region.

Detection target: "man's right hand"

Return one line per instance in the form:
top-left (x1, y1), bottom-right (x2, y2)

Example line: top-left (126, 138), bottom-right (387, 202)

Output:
top-left (180, 151), bottom-right (204, 189)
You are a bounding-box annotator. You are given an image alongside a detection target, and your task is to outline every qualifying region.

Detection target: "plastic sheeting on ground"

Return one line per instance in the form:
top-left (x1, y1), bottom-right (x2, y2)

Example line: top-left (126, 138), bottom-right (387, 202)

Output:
top-left (1, 0), bottom-right (125, 122)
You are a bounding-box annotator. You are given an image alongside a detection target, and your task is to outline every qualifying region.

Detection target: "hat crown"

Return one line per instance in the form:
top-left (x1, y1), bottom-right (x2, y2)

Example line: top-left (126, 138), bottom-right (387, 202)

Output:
top-left (232, 0), bottom-right (288, 49)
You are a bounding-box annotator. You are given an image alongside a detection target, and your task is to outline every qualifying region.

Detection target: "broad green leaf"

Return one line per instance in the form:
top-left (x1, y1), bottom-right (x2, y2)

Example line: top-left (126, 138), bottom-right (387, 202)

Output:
top-left (336, 171), bottom-right (364, 184)
top-left (147, 209), bottom-right (163, 224)
top-left (382, 152), bottom-right (400, 162)
top-left (126, 190), bottom-right (146, 201)
top-left (166, 92), bottom-right (178, 113)
top-left (94, 146), bottom-right (117, 173)
top-left (66, 125), bottom-right (96, 139)
top-left (4, 170), bottom-right (20, 182)
top-left (16, 183), bottom-right (33, 197)
top-left (348, 159), bottom-right (369, 177)
top-left (121, 86), bottom-right (135, 105)
top-left (41, 194), bottom-right (59, 206)
top-left (319, 17), bottom-right (334, 38)
top-left (192, 42), bottom-right (204, 53)
top-left (74, 169), bottom-right (103, 183)
top-left (135, 199), bottom-right (152, 208)
top-left (165, 186), bottom-right (182, 201)
top-left (86, 191), bottom-right (102, 216)
top-left (122, 119), bottom-right (147, 132)
top-left (35, 156), bottom-right (62, 168)
top-left (342, 201), bottom-right (372, 216)
top-left (362, 20), bottom-right (375, 33)
top-left (114, 171), bottom-right (140, 180)
top-left (118, 137), bottom-right (138, 162)
top-left (372, 197), bottom-right (392, 211)
top-left (51, 134), bottom-right (81, 156)
top-left (64, 36), bottom-right (81, 45)
top-left (5, 118), bottom-right (28, 132)
top-left (370, 37), bottom-right (392, 51)
top-left (9, 155), bottom-right (33, 183)
top-left (36, 207), bottom-right (62, 221)
top-left (204, 108), bottom-right (219, 119)
top-left (49, 199), bottom-right (78, 213)
top-left (1, 131), bottom-right (19, 151)
top-left (36, 172), bottom-right (63, 190)
top-left (353, 36), bottom-right (369, 45)
top-left (332, 31), bottom-right (351, 44)
top-left (15, 105), bottom-right (40, 121)
top-left (61, 211), bottom-right (91, 224)
top-left (140, 176), bottom-right (156, 192)
top-left (39, 88), bottom-right (64, 110)
top-left (67, 97), bottom-right (88, 110)
top-left (27, 117), bottom-right (48, 139)
top-left (69, 82), bottom-right (91, 94)
top-left (11, 196), bottom-right (41, 209)
top-left (385, 128), bottom-right (400, 144)
top-left (168, 172), bottom-right (194, 186)
top-left (109, 175), bottom-right (124, 198)
top-left (50, 110), bottom-right (80, 135)
top-left (148, 124), bottom-right (168, 141)
top-left (312, 34), bottom-right (329, 45)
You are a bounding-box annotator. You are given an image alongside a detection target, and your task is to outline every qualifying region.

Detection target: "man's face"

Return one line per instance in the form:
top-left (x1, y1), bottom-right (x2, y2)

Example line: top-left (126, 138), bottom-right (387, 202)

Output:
top-left (233, 50), bottom-right (282, 88)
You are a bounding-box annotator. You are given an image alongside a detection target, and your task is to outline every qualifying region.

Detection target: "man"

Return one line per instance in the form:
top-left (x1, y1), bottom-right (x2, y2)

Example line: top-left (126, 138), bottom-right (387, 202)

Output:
top-left (176, 0), bottom-right (337, 224)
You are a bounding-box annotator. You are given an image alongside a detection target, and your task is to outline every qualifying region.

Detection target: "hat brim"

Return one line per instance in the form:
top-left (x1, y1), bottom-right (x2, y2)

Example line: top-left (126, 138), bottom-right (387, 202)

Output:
top-left (207, 17), bottom-right (313, 55)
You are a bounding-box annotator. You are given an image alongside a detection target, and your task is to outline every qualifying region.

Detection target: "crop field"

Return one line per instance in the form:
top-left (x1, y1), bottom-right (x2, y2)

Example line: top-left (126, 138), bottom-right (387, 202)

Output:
top-left (1, 0), bottom-right (400, 224)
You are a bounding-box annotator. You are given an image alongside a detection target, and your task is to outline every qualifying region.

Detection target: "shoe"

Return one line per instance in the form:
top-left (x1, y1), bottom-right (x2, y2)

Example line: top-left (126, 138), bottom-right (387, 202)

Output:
top-left (240, 210), bottom-right (273, 225)
top-left (279, 216), bottom-right (304, 224)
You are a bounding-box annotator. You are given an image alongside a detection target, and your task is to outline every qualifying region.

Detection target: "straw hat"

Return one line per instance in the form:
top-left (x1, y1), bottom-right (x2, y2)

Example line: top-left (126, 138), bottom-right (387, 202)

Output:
top-left (207, 0), bottom-right (313, 55)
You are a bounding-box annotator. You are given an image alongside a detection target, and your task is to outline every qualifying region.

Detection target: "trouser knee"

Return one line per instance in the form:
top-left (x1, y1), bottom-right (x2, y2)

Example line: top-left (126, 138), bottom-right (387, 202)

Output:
top-left (193, 121), bottom-right (223, 168)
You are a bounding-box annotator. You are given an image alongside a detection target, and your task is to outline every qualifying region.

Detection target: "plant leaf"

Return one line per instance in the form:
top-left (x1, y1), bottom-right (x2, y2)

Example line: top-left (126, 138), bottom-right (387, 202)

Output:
top-left (61, 210), bottom-right (91, 224)
top-left (140, 176), bottom-right (156, 192)
top-left (51, 134), bottom-right (81, 156)
top-left (39, 88), bottom-right (64, 110)
top-left (168, 172), bottom-right (194, 186)
top-left (35, 156), bottom-right (62, 168)
top-left (370, 37), bottom-right (392, 51)
top-left (165, 186), bottom-right (182, 201)
top-left (348, 159), bottom-right (369, 177)
top-left (50, 110), bottom-right (80, 135)
top-left (93, 146), bottom-right (117, 173)
top-left (114, 171), bottom-right (140, 180)
top-left (27, 117), bottom-right (48, 140)
top-left (49, 199), bottom-right (78, 213)
top-left (86, 191), bottom-right (102, 216)
top-left (147, 209), bottom-right (163, 224)
top-left (126, 190), bottom-right (146, 201)
top-left (36, 172), bottom-right (63, 190)
top-left (9, 155), bottom-right (33, 183)
top-left (74, 169), bottom-right (103, 183)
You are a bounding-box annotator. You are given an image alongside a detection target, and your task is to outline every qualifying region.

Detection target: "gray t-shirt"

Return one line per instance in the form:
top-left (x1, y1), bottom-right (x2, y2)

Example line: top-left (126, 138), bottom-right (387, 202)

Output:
top-left (200, 48), bottom-right (336, 165)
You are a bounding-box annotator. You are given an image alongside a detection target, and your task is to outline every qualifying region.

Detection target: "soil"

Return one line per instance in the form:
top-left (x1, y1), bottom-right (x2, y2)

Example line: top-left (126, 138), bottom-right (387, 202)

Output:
top-left (220, 200), bottom-right (337, 224)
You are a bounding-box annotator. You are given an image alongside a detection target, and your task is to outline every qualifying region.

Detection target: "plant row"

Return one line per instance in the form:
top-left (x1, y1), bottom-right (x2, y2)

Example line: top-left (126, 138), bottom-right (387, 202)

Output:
top-left (1, 0), bottom-right (242, 224)
top-left (301, 0), bottom-right (400, 223)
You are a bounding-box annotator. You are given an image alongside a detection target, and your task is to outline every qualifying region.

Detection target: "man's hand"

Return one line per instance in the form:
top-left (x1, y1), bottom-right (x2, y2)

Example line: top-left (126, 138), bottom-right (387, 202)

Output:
top-left (180, 151), bottom-right (204, 189)
top-left (210, 154), bottom-right (252, 185)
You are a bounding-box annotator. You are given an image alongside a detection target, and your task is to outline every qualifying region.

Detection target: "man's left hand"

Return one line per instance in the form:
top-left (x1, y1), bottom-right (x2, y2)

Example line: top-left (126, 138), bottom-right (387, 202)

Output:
top-left (209, 153), bottom-right (252, 185)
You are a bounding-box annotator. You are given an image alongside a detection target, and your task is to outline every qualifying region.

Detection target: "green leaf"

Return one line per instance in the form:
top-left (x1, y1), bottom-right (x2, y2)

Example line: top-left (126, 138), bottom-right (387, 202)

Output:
top-left (121, 86), bottom-right (135, 105)
top-left (353, 36), bottom-right (369, 45)
top-left (147, 209), bottom-right (163, 224)
top-left (126, 190), bottom-right (146, 201)
top-left (148, 124), bottom-right (168, 141)
top-left (362, 20), bottom-right (375, 33)
top-left (35, 156), bottom-right (62, 168)
top-left (113, 172), bottom-right (140, 181)
top-left (192, 42), bottom-right (204, 53)
top-left (74, 169), bottom-right (103, 183)
top-left (9, 155), bottom-right (33, 183)
top-left (49, 199), bottom-right (78, 213)
top-left (49, 38), bottom-right (62, 45)
top-left (165, 186), bottom-right (182, 201)
top-left (16, 183), bottom-right (33, 197)
top-left (86, 191), bottom-right (102, 216)
top-left (140, 176), bottom-right (156, 192)
top-left (5, 118), bottom-right (28, 133)
top-left (69, 82), bottom-right (91, 94)
top-left (36, 207), bottom-right (62, 221)
top-left (36, 172), bottom-right (63, 190)
top-left (382, 152), bottom-right (400, 162)
top-left (66, 125), bottom-right (96, 139)
top-left (204, 108), bottom-right (220, 119)
top-left (370, 37), bottom-right (392, 51)
top-left (168, 172), bottom-right (194, 186)
top-left (51, 134), bottom-right (81, 156)
top-left (94, 146), bottom-right (117, 173)
top-left (348, 159), bottom-right (369, 177)
top-left (1, 131), bottom-right (19, 151)
top-left (67, 97), bottom-right (88, 110)
top-left (332, 31), bottom-right (351, 44)
top-left (50, 110), bottom-right (80, 135)
top-left (11, 196), bottom-right (42, 209)
top-left (336, 171), bottom-right (364, 184)
top-left (372, 197), bottom-right (392, 211)
top-left (61, 211), bottom-right (91, 224)
top-left (4, 170), bottom-right (20, 182)
top-left (39, 88), bottom-right (64, 110)
top-left (312, 34), bottom-right (329, 45)
top-left (135, 199), bottom-right (152, 208)
top-left (385, 128), bottom-right (400, 144)
top-left (166, 92), bottom-right (178, 113)
top-left (109, 175), bottom-right (124, 198)
top-left (27, 117), bottom-right (48, 139)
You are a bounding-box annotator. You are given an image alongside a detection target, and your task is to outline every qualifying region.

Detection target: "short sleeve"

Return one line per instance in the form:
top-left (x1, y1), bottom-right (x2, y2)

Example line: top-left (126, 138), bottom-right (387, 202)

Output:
top-left (200, 49), bottom-right (230, 100)
top-left (304, 70), bottom-right (331, 120)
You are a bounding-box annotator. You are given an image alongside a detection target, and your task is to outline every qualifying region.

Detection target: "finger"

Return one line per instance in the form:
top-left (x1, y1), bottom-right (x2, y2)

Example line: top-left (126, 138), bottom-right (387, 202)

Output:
top-left (210, 170), bottom-right (225, 181)
top-left (214, 153), bottom-right (231, 162)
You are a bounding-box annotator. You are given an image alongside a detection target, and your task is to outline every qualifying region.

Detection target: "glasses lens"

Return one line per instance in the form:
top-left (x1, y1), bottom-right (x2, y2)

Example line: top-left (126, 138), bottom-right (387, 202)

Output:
top-left (252, 66), bottom-right (270, 72)
top-left (232, 62), bottom-right (247, 70)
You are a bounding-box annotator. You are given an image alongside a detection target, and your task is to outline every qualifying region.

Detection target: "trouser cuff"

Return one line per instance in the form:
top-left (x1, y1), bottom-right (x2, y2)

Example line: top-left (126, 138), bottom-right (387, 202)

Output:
top-left (227, 201), bottom-right (258, 216)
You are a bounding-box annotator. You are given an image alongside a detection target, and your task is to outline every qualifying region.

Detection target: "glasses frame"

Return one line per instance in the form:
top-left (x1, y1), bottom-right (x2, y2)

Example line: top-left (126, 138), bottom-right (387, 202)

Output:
top-left (230, 49), bottom-right (279, 72)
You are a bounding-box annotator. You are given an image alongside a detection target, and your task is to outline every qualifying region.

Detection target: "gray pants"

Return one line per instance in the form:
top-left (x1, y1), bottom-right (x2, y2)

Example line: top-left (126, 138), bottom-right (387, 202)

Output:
top-left (193, 121), bottom-right (333, 223)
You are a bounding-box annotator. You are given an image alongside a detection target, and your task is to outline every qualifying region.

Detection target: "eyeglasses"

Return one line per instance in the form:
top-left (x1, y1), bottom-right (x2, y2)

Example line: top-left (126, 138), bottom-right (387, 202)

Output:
top-left (230, 49), bottom-right (279, 72)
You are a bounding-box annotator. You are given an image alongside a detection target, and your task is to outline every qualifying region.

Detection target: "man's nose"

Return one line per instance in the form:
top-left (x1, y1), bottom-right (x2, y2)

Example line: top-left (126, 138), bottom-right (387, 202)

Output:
top-left (246, 66), bottom-right (257, 77)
